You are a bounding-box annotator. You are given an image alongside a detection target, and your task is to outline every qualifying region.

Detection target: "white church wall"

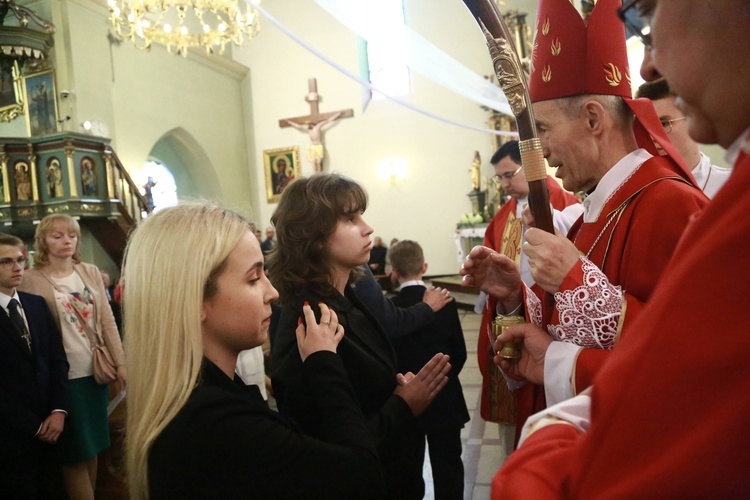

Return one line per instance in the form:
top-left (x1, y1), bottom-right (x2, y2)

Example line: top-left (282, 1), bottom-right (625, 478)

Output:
top-left (236, 0), bottom-right (502, 276)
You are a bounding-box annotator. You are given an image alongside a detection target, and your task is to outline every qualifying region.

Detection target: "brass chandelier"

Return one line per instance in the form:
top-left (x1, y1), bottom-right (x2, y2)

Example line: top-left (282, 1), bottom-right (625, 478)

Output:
top-left (107, 0), bottom-right (260, 56)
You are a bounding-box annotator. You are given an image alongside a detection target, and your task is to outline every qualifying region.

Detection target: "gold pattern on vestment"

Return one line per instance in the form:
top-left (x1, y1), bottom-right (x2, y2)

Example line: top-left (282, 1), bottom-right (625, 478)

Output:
top-left (542, 64), bottom-right (552, 82)
top-left (551, 37), bottom-right (561, 56)
top-left (500, 211), bottom-right (523, 265)
top-left (604, 63), bottom-right (622, 86)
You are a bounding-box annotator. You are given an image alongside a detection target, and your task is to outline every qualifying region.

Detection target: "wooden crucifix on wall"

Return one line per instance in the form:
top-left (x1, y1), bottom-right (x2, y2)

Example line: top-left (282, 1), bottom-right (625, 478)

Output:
top-left (279, 78), bottom-right (353, 172)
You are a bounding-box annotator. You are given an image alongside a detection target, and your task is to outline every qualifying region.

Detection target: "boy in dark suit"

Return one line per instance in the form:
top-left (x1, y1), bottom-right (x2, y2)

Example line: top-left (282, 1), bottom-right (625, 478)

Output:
top-left (0, 233), bottom-right (69, 497)
top-left (389, 240), bottom-right (470, 500)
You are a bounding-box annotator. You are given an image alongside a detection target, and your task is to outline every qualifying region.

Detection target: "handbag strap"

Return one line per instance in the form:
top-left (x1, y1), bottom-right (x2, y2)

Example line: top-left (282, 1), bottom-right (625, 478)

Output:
top-left (38, 268), bottom-right (103, 350)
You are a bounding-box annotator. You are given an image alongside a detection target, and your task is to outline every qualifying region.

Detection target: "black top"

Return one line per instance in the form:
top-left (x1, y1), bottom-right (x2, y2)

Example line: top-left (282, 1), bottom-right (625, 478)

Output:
top-left (272, 286), bottom-right (425, 499)
top-left (391, 284), bottom-right (470, 433)
top-left (0, 292), bottom-right (68, 494)
top-left (352, 265), bottom-right (434, 339)
top-left (0, 291), bottom-right (68, 447)
top-left (368, 245), bottom-right (387, 275)
top-left (149, 355), bottom-right (383, 499)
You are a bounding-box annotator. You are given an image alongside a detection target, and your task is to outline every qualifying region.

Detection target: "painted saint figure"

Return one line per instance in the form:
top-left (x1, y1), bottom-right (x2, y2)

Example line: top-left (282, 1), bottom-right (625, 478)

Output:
top-left (14, 162), bottom-right (31, 201)
top-left (47, 158), bottom-right (64, 198)
top-left (80, 158), bottom-right (97, 197)
top-left (272, 158), bottom-right (294, 195)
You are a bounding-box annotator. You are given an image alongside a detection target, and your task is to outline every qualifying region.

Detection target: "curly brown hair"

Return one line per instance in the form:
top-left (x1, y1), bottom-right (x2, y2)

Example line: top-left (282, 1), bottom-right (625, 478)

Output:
top-left (268, 173), bottom-right (368, 303)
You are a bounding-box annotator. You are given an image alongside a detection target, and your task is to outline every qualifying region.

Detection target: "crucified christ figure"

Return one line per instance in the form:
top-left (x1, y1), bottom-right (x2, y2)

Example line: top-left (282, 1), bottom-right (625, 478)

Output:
top-left (284, 111), bottom-right (343, 172)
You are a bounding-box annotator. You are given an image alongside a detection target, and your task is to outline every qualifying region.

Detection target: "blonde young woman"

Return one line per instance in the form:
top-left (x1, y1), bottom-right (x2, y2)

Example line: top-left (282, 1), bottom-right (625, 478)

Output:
top-left (20, 214), bottom-right (125, 500)
top-left (123, 202), bottom-right (383, 499)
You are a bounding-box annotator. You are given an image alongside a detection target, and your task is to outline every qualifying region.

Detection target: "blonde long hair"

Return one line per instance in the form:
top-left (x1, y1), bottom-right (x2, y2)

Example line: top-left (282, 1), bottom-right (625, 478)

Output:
top-left (123, 202), bottom-right (252, 499)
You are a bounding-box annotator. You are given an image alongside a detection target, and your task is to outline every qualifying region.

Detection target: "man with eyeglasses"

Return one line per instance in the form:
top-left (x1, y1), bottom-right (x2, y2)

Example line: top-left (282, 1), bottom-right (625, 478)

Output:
top-left (637, 79), bottom-right (731, 198)
top-left (460, 0), bottom-right (708, 449)
top-left (487, 0), bottom-right (750, 496)
top-left (0, 233), bottom-right (69, 497)
top-left (476, 140), bottom-right (580, 448)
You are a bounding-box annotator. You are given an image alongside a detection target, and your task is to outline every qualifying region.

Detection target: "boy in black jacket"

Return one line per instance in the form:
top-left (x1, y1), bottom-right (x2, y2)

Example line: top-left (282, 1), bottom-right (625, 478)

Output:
top-left (389, 240), bottom-right (470, 500)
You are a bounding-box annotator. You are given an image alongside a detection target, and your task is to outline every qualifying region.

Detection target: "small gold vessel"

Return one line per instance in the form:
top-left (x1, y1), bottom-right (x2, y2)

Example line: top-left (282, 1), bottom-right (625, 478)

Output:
top-left (492, 315), bottom-right (526, 360)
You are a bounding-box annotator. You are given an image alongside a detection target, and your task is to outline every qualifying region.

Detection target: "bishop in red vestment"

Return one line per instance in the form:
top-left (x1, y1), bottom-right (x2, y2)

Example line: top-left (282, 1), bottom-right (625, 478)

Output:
top-left (491, 0), bottom-right (750, 496)
top-left (461, 0), bottom-right (708, 445)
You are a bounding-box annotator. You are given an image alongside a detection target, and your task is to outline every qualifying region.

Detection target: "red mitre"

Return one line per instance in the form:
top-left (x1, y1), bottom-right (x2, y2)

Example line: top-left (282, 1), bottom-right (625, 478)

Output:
top-left (529, 0), bottom-right (630, 102)
top-left (528, 0), bottom-right (697, 186)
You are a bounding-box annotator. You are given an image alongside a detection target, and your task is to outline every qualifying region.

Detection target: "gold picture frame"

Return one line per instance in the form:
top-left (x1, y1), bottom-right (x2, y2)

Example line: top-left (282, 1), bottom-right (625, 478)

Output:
top-left (0, 60), bottom-right (24, 123)
top-left (263, 146), bottom-right (300, 203)
top-left (488, 112), bottom-right (517, 151)
top-left (23, 69), bottom-right (59, 136)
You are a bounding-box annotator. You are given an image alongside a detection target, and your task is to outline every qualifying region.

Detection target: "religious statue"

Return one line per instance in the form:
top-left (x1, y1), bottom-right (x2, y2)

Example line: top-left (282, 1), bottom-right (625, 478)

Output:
top-left (143, 176), bottom-right (157, 211)
top-left (284, 111), bottom-right (342, 173)
top-left (470, 151), bottom-right (481, 191)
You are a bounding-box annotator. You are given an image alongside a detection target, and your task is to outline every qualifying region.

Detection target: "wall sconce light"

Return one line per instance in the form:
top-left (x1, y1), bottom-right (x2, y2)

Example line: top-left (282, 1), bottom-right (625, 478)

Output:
top-left (376, 157), bottom-right (408, 184)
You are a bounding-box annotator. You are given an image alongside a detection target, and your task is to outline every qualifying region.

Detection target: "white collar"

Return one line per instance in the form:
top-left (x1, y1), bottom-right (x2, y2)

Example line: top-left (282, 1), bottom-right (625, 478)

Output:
top-left (582, 149), bottom-right (652, 223)
top-left (514, 197), bottom-right (528, 218)
top-left (396, 279), bottom-right (425, 292)
top-left (0, 290), bottom-right (21, 311)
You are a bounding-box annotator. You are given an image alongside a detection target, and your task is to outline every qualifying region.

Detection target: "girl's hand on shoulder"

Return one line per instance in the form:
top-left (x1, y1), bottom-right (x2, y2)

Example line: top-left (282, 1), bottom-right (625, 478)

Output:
top-left (296, 302), bottom-right (345, 362)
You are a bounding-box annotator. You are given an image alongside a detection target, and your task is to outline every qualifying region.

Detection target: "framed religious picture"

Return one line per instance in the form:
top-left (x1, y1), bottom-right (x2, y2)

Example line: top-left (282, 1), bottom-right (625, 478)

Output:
top-left (488, 112), bottom-right (517, 150)
top-left (22, 70), bottom-right (59, 136)
top-left (263, 146), bottom-right (300, 203)
top-left (0, 60), bottom-right (23, 123)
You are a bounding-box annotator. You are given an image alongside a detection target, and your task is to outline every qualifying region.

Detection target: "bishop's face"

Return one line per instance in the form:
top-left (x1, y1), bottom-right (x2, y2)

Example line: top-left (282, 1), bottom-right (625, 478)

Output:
top-left (534, 100), bottom-right (599, 193)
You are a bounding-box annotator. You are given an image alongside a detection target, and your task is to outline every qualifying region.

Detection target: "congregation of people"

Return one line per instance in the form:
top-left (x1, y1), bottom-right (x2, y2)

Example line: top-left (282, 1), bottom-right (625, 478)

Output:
top-left (2, 0), bottom-right (748, 498)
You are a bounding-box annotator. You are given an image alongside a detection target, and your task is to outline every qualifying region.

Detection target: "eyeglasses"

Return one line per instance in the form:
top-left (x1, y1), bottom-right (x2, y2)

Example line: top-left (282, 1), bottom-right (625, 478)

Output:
top-left (617, 0), bottom-right (652, 49)
top-left (660, 116), bottom-right (687, 134)
top-left (0, 257), bottom-right (27, 270)
top-left (491, 165), bottom-right (523, 184)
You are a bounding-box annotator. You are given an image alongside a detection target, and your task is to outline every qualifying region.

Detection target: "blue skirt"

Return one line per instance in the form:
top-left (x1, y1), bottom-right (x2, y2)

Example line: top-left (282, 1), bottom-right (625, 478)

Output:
top-left (61, 376), bottom-right (111, 464)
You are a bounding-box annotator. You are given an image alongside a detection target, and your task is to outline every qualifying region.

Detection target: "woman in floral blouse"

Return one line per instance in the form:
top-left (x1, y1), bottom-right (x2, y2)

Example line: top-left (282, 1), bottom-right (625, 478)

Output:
top-left (21, 214), bottom-right (125, 500)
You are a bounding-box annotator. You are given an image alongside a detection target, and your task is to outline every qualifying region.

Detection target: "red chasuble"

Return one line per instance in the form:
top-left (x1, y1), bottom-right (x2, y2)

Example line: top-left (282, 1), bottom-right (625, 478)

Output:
top-left (478, 176), bottom-right (579, 423)
top-left (493, 153), bottom-right (750, 499)
top-left (512, 156), bottom-right (708, 441)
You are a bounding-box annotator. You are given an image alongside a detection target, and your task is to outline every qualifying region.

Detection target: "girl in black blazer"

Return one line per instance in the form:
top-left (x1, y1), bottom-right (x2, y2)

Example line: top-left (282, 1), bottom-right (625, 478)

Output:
top-left (123, 202), bottom-right (384, 499)
top-left (269, 173), bottom-right (451, 499)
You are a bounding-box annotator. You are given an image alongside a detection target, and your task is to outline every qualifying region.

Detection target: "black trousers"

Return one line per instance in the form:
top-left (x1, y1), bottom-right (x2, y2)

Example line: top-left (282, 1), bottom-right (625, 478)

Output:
top-left (421, 429), bottom-right (465, 500)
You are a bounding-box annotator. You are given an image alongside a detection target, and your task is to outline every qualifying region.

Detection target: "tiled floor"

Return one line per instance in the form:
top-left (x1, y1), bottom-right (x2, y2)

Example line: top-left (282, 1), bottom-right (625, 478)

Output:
top-left (420, 308), bottom-right (515, 500)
